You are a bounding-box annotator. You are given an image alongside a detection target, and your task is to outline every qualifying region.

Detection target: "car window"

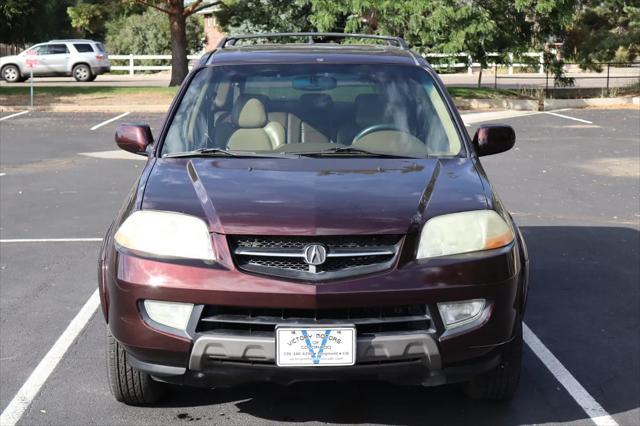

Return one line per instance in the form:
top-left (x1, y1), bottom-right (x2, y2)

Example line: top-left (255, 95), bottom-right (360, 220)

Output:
top-left (162, 64), bottom-right (463, 158)
top-left (47, 44), bottom-right (69, 54)
top-left (95, 43), bottom-right (106, 53)
top-left (74, 43), bottom-right (94, 53)
top-left (245, 74), bottom-right (375, 102)
top-left (25, 45), bottom-right (47, 55)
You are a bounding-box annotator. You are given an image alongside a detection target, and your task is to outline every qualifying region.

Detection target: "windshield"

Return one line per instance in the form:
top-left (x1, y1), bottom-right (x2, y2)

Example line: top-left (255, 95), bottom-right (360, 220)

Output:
top-left (162, 64), bottom-right (463, 158)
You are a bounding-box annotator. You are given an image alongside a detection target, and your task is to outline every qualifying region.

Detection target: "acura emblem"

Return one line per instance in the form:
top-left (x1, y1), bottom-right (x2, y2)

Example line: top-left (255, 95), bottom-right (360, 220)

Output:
top-left (303, 244), bottom-right (327, 266)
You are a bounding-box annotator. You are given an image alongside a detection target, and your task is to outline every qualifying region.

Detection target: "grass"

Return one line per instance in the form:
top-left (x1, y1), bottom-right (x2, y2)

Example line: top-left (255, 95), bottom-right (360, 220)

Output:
top-left (3, 83), bottom-right (634, 107)
top-left (446, 87), bottom-right (533, 99)
top-left (0, 86), bottom-right (178, 96)
top-left (0, 85), bottom-right (532, 99)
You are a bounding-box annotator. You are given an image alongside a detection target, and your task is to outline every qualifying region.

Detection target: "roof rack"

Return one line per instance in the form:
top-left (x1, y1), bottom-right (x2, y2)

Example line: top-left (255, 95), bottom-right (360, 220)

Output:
top-left (48, 39), bottom-right (96, 43)
top-left (218, 32), bottom-right (408, 50)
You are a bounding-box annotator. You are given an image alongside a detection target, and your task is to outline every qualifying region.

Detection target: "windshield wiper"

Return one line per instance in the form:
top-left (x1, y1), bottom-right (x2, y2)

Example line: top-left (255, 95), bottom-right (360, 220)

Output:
top-left (164, 148), bottom-right (237, 158)
top-left (298, 146), bottom-right (420, 158)
top-left (164, 148), bottom-right (297, 159)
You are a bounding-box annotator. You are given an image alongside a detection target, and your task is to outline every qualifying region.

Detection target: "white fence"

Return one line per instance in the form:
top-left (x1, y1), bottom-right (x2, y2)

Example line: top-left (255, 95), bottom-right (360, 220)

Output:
top-left (424, 52), bottom-right (545, 75)
top-left (109, 52), bottom-right (546, 75)
top-left (109, 54), bottom-right (202, 75)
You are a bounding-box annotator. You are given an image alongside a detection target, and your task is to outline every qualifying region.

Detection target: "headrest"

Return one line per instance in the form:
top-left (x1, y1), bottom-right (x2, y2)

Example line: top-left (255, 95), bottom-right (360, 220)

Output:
top-left (233, 97), bottom-right (267, 128)
top-left (300, 93), bottom-right (333, 110)
top-left (355, 94), bottom-right (385, 128)
top-left (213, 79), bottom-right (231, 109)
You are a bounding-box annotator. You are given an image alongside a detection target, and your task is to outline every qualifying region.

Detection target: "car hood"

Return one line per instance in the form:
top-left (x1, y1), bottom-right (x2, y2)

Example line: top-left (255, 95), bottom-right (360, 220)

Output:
top-left (141, 157), bottom-right (487, 235)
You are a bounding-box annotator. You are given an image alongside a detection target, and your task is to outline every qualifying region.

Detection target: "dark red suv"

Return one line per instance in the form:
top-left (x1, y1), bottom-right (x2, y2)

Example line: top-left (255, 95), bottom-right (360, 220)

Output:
top-left (99, 33), bottom-right (528, 405)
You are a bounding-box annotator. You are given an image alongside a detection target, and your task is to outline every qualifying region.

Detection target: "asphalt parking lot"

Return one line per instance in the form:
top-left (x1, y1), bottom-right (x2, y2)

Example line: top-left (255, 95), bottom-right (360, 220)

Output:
top-left (0, 107), bottom-right (638, 425)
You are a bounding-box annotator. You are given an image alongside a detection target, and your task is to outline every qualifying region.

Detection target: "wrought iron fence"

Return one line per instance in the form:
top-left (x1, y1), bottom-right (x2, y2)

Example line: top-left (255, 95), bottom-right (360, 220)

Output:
top-left (491, 61), bottom-right (640, 92)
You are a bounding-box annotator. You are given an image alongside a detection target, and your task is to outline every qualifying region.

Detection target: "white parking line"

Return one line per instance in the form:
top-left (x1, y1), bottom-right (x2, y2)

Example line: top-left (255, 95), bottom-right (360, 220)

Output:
top-left (461, 110), bottom-right (540, 124)
top-left (0, 111), bottom-right (29, 121)
top-left (78, 150), bottom-right (147, 161)
top-left (523, 323), bottom-right (618, 426)
top-left (0, 238), bottom-right (102, 243)
top-left (0, 290), bottom-right (100, 426)
top-left (0, 173), bottom-right (6, 177)
top-left (461, 109), bottom-right (597, 126)
top-left (90, 111), bottom-right (131, 131)
top-left (543, 111), bottom-right (593, 124)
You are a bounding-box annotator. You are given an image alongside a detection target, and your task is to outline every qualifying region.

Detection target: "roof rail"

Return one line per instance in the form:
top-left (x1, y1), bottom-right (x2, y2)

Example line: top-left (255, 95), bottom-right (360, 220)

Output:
top-left (48, 39), bottom-right (96, 43)
top-left (218, 32), bottom-right (408, 50)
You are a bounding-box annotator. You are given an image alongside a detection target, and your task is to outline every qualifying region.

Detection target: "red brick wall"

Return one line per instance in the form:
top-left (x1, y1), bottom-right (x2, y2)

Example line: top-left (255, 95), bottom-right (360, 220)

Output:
top-left (203, 14), bottom-right (225, 51)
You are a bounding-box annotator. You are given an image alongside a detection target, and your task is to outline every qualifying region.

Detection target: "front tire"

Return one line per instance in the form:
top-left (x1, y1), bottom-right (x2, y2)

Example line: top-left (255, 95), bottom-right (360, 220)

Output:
top-left (73, 64), bottom-right (92, 82)
top-left (2, 65), bottom-right (21, 83)
top-left (106, 328), bottom-right (165, 405)
top-left (463, 320), bottom-right (523, 401)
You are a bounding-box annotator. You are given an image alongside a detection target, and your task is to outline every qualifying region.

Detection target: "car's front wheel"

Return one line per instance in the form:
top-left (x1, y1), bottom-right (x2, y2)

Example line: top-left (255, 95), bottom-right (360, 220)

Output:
top-left (2, 65), bottom-right (21, 83)
top-left (72, 64), bottom-right (93, 82)
top-left (463, 319), bottom-right (523, 400)
top-left (106, 328), bottom-right (165, 405)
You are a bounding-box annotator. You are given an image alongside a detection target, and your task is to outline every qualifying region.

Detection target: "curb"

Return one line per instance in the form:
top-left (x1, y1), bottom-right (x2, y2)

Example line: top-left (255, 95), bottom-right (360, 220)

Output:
top-left (2, 97), bottom-right (638, 113)
top-left (544, 97), bottom-right (639, 109)
top-left (455, 96), bottom-right (639, 111)
top-left (455, 99), bottom-right (540, 111)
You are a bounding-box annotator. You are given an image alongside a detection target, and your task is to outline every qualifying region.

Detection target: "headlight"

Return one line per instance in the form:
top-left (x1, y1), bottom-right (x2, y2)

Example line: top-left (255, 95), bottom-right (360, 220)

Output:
top-left (438, 299), bottom-right (486, 329)
top-left (114, 210), bottom-right (215, 261)
top-left (143, 300), bottom-right (194, 331)
top-left (417, 210), bottom-right (514, 259)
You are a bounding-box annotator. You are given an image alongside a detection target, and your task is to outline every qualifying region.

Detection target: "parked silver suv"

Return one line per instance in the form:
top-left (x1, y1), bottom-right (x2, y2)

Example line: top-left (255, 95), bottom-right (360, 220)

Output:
top-left (0, 39), bottom-right (110, 83)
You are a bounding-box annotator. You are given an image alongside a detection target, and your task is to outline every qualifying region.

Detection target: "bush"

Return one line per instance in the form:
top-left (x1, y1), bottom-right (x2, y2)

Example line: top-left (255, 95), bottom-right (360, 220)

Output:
top-left (105, 8), bottom-right (203, 55)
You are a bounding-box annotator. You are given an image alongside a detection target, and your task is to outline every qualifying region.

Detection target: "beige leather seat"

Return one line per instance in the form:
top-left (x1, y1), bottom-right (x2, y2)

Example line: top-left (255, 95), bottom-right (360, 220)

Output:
top-left (353, 130), bottom-right (428, 157)
top-left (227, 98), bottom-right (285, 151)
top-left (339, 95), bottom-right (427, 156)
top-left (268, 112), bottom-right (330, 144)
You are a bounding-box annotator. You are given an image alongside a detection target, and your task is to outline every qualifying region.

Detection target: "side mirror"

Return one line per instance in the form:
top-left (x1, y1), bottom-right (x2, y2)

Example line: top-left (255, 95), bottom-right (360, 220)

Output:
top-left (115, 124), bottom-right (153, 155)
top-left (472, 124), bottom-right (515, 156)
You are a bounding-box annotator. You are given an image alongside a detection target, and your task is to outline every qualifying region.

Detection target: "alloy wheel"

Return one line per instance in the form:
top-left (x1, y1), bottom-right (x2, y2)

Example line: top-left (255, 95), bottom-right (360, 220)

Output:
top-left (3, 66), bottom-right (19, 82)
top-left (74, 65), bottom-right (90, 81)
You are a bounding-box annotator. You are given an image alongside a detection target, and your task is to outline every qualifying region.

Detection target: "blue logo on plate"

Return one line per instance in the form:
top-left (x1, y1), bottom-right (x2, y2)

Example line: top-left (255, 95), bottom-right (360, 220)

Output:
top-left (301, 329), bottom-right (332, 364)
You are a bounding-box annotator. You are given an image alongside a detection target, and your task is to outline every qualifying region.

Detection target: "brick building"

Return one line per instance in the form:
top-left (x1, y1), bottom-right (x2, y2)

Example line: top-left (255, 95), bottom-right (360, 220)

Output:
top-left (194, 4), bottom-right (225, 50)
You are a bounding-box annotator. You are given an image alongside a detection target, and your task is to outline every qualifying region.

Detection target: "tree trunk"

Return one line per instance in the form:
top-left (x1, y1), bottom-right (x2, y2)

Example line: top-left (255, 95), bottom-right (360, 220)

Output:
top-left (169, 4), bottom-right (188, 87)
top-left (477, 67), bottom-right (483, 87)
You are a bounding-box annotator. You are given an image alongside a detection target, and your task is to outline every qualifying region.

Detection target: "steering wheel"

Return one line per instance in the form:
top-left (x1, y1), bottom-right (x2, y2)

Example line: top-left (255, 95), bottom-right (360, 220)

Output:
top-left (353, 124), bottom-right (404, 143)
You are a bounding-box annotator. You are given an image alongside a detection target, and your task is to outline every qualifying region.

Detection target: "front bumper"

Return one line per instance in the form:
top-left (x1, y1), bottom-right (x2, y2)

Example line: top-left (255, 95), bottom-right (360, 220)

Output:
top-left (101, 238), bottom-right (526, 386)
top-left (126, 331), bottom-right (502, 387)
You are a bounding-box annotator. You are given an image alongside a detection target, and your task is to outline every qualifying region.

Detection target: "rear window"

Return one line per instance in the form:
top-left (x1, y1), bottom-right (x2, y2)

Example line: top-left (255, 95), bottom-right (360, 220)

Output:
top-left (245, 74), bottom-right (375, 103)
top-left (95, 43), bottom-right (106, 53)
top-left (73, 43), bottom-right (94, 53)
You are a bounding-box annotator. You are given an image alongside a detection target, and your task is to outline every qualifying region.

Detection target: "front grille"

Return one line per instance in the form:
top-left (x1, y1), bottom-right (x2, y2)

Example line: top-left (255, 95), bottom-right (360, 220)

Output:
top-left (228, 235), bottom-right (402, 281)
top-left (232, 235), bottom-right (400, 250)
top-left (196, 304), bottom-right (431, 336)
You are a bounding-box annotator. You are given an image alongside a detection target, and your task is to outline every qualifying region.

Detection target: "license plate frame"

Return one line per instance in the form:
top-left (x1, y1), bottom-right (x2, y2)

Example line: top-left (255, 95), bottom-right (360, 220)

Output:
top-left (275, 325), bottom-right (356, 367)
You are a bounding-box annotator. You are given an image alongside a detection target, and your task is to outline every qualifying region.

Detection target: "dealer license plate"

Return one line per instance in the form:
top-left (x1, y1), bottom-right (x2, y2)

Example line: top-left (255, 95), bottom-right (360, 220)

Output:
top-left (276, 326), bottom-right (356, 367)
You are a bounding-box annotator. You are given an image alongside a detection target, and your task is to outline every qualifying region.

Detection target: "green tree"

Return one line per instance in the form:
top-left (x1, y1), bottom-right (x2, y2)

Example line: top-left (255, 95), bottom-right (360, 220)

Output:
top-left (130, 0), bottom-right (221, 86)
top-left (307, 0), bottom-right (578, 86)
top-left (106, 8), bottom-right (203, 55)
top-left (563, 0), bottom-right (640, 69)
top-left (67, 3), bottom-right (106, 36)
top-left (0, 0), bottom-right (75, 45)
top-left (215, 0), bottom-right (312, 33)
